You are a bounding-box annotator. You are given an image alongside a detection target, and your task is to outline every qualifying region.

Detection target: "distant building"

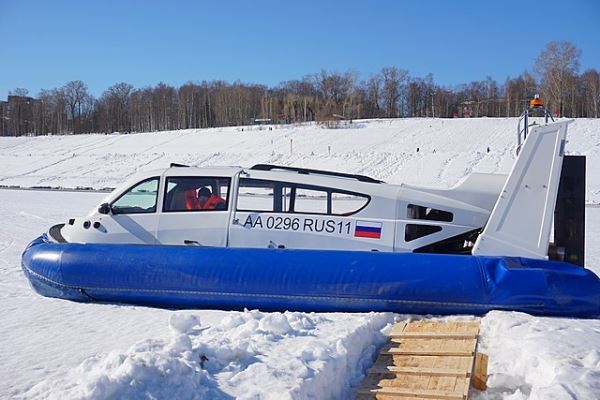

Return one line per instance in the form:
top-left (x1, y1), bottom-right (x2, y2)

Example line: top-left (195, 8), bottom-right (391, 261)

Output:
top-left (0, 100), bottom-right (8, 136)
top-left (0, 95), bottom-right (40, 136)
top-left (457, 98), bottom-right (506, 118)
top-left (458, 101), bottom-right (476, 118)
top-left (319, 113), bottom-right (348, 129)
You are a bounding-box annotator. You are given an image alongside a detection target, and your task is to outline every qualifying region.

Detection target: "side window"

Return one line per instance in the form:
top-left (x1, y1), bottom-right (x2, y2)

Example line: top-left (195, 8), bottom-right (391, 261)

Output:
top-left (163, 177), bottom-right (230, 212)
top-left (331, 192), bottom-right (369, 216)
top-left (237, 178), bottom-right (291, 212)
top-left (295, 187), bottom-right (328, 214)
top-left (405, 224), bottom-right (442, 241)
top-left (111, 177), bottom-right (159, 214)
top-left (237, 178), bottom-right (370, 216)
top-left (407, 204), bottom-right (453, 222)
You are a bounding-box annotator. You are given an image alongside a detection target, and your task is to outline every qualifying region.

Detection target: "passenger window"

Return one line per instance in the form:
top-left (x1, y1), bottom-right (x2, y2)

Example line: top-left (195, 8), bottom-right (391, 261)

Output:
top-left (237, 178), bottom-right (370, 216)
top-left (331, 192), bottom-right (369, 216)
top-left (163, 177), bottom-right (230, 212)
top-left (237, 178), bottom-right (291, 212)
top-left (112, 177), bottom-right (159, 214)
top-left (405, 224), bottom-right (442, 241)
top-left (295, 188), bottom-right (328, 214)
top-left (407, 204), bottom-right (453, 222)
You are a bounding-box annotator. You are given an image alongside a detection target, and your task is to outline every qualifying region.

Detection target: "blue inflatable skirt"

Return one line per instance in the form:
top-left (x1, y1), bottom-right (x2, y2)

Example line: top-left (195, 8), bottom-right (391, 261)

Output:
top-left (21, 234), bottom-right (600, 317)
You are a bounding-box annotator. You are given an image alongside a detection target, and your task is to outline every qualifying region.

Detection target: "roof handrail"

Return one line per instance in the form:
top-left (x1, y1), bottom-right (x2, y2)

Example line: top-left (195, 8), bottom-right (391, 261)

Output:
top-left (249, 164), bottom-right (383, 183)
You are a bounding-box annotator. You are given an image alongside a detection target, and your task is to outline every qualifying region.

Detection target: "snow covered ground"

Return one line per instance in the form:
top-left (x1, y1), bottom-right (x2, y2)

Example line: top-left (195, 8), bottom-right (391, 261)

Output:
top-left (1, 118), bottom-right (600, 399)
top-left (0, 118), bottom-right (599, 203)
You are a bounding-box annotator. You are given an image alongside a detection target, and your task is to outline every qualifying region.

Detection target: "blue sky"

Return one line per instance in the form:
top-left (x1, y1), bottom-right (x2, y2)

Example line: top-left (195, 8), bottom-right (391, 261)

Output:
top-left (1, 0), bottom-right (599, 98)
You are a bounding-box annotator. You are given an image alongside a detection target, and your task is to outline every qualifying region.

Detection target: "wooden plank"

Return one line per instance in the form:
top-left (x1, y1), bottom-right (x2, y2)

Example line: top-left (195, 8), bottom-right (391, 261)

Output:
top-left (428, 372), bottom-right (464, 395)
top-left (382, 347), bottom-right (475, 357)
top-left (356, 394), bottom-right (427, 400)
top-left (402, 322), bottom-right (479, 336)
top-left (382, 350), bottom-right (473, 357)
top-left (389, 338), bottom-right (478, 349)
top-left (386, 338), bottom-right (478, 357)
top-left (378, 355), bottom-right (473, 371)
top-left (358, 386), bottom-right (465, 400)
top-left (402, 321), bottom-right (478, 331)
top-left (366, 373), bottom-right (464, 394)
top-left (471, 352), bottom-right (488, 391)
top-left (463, 353), bottom-right (477, 398)
top-left (391, 333), bottom-right (478, 340)
top-left (369, 366), bottom-right (469, 377)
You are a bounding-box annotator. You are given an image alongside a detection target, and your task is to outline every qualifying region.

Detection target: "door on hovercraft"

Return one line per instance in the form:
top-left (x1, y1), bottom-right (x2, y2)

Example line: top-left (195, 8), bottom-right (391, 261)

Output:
top-left (229, 176), bottom-right (394, 251)
top-left (98, 176), bottom-right (161, 244)
top-left (156, 176), bottom-right (231, 246)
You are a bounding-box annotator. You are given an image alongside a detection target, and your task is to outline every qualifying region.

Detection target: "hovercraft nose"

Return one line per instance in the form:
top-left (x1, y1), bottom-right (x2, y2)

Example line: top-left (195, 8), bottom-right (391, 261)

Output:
top-left (21, 235), bottom-right (88, 302)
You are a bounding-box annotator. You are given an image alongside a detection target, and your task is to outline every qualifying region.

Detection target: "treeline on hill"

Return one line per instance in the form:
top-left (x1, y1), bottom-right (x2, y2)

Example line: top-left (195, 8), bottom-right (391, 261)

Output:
top-left (1, 41), bottom-right (599, 136)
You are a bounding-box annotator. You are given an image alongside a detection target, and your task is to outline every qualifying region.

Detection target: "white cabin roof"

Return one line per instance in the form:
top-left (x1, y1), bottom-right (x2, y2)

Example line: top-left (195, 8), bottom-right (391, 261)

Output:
top-left (163, 166), bottom-right (242, 178)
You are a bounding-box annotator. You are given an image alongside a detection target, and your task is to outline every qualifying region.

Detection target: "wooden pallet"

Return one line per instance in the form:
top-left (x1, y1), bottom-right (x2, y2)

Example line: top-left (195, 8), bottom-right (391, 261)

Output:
top-left (357, 321), bottom-right (487, 400)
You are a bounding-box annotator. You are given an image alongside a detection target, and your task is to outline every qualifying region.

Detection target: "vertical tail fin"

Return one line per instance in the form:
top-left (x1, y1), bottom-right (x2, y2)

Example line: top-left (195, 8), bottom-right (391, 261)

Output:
top-left (472, 121), bottom-right (572, 259)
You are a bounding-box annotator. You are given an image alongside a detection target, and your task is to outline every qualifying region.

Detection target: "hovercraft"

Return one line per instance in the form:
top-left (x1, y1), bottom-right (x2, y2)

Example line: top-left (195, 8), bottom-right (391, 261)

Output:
top-left (22, 121), bottom-right (600, 317)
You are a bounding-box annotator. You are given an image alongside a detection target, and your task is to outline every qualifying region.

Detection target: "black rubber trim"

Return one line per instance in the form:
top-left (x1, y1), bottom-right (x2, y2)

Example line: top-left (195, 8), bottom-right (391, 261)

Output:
top-left (48, 223), bottom-right (68, 243)
top-left (250, 164), bottom-right (383, 184)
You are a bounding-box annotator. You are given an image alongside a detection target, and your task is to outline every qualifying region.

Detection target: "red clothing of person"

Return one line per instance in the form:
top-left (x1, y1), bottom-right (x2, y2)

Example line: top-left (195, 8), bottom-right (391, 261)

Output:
top-left (199, 194), bottom-right (226, 210)
top-left (184, 189), bottom-right (202, 210)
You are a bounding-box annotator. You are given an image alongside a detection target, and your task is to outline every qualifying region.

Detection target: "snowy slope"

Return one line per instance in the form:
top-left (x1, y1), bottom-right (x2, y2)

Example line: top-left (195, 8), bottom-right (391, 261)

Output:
top-left (1, 118), bottom-right (600, 202)
top-left (1, 118), bottom-right (600, 400)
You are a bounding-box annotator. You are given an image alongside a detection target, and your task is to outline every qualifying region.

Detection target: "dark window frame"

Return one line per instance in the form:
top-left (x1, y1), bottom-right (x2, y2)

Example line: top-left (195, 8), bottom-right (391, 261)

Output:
top-left (236, 178), bottom-right (371, 216)
top-left (405, 224), bottom-right (443, 242)
top-left (162, 176), bottom-right (232, 213)
top-left (407, 204), bottom-right (454, 222)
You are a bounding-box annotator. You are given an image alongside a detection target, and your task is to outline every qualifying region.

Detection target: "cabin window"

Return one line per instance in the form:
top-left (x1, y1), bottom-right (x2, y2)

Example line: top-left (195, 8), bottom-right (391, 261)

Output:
top-left (237, 178), bottom-right (370, 216)
top-left (295, 188), bottom-right (328, 214)
top-left (407, 204), bottom-right (453, 222)
top-left (405, 224), bottom-right (442, 242)
top-left (237, 178), bottom-right (292, 212)
top-left (111, 177), bottom-right (159, 214)
top-left (331, 193), bottom-right (370, 216)
top-left (163, 177), bottom-right (230, 212)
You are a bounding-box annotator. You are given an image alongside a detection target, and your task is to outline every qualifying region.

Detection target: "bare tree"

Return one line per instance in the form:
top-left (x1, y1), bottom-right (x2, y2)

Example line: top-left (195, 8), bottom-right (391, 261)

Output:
top-left (63, 80), bottom-right (90, 133)
top-left (381, 67), bottom-right (408, 118)
top-left (9, 88), bottom-right (29, 97)
top-left (581, 69), bottom-right (600, 118)
top-left (99, 82), bottom-right (133, 133)
top-left (535, 41), bottom-right (581, 117)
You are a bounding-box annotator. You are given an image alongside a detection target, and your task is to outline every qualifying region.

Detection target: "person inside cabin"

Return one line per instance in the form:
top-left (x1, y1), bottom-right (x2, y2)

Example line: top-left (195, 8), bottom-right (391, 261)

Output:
top-left (184, 186), bottom-right (202, 210)
top-left (197, 187), bottom-right (226, 210)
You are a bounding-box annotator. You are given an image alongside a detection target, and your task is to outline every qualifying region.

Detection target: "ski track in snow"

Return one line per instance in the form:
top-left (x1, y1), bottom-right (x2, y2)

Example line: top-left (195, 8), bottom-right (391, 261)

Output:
top-left (1, 118), bottom-right (600, 399)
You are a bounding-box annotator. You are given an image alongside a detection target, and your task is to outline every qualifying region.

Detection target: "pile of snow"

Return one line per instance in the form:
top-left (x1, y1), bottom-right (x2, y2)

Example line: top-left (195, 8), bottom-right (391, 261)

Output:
top-left (474, 311), bottom-right (600, 400)
top-left (1, 118), bottom-right (600, 202)
top-left (24, 310), bottom-right (394, 400)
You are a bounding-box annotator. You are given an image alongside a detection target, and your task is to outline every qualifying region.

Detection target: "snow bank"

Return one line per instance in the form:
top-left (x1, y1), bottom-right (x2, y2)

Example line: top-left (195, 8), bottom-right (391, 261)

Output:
top-left (23, 310), bottom-right (394, 400)
top-left (473, 311), bottom-right (600, 400)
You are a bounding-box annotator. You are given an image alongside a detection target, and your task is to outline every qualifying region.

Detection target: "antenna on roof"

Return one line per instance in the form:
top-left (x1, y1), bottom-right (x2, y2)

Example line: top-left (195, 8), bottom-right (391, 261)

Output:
top-left (170, 163), bottom-right (189, 168)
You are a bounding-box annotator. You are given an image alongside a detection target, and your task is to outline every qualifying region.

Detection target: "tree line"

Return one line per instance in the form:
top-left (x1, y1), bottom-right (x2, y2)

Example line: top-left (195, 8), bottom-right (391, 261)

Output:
top-left (1, 41), bottom-right (599, 136)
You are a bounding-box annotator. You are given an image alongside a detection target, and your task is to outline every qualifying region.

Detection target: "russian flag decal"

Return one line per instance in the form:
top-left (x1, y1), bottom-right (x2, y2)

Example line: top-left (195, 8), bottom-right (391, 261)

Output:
top-left (354, 220), bottom-right (382, 239)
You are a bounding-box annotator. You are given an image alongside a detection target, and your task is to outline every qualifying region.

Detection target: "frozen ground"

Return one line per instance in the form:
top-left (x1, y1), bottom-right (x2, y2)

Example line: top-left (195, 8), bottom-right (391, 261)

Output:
top-left (1, 118), bottom-right (600, 399)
